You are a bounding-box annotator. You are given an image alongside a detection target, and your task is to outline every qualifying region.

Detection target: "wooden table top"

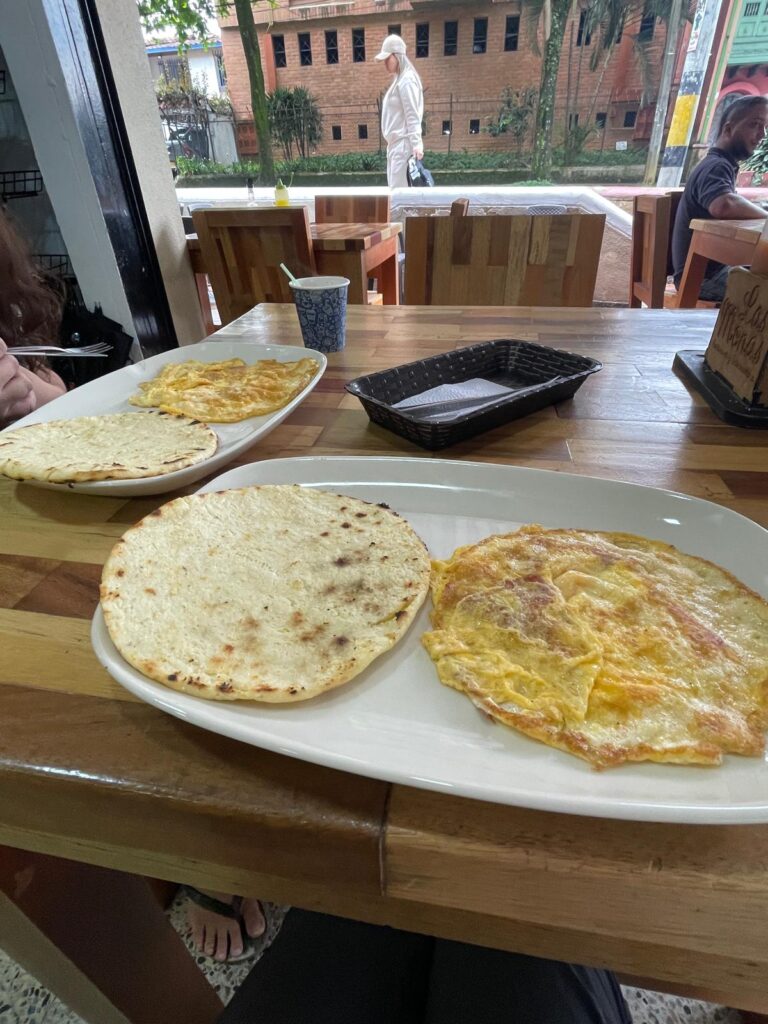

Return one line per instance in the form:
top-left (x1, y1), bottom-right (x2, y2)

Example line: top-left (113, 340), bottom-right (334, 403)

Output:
top-left (2, 304), bottom-right (768, 1010)
top-left (186, 221), bottom-right (402, 255)
top-left (689, 217), bottom-right (766, 243)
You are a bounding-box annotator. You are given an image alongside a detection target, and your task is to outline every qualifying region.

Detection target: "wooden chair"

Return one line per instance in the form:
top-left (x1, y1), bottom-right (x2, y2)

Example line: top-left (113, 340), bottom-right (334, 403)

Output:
top-left (191, 207), bottom-right (315, 326)
top-left (629, 190), bottom-right (715, 309)
top-left (450, 198), bottom-right (470, 217)
top-left (404, 213), bottom-right (605, 307)
top-left (314, 194), bottom-right (391, 224)
top-left (629, 193), bottom-right (673, 308)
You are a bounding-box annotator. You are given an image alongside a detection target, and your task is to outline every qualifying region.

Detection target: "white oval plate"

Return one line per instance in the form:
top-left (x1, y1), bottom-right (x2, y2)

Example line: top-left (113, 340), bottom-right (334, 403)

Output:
top-left (91, 456), bottom-right (768, 823)
top-left (4, 341), bottom-right (325, 496)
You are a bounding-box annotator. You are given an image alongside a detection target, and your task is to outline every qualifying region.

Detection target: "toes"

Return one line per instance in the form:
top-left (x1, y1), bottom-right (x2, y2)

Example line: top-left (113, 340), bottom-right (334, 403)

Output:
top-left (242, 898), bottom-right (266, 939)
top-left (228, 921), bottom-right (244, 959)
top-left (203, 926), bottom-right (217, 958)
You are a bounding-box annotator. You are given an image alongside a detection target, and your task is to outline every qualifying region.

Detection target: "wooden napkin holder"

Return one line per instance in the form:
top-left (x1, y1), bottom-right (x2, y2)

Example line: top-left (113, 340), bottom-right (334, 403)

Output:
top-left (704, 267), bottom-right (768, 407)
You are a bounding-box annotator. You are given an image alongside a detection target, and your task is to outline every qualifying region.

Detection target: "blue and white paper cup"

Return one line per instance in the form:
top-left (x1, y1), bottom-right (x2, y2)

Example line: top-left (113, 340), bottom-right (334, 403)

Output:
top-left (290, 276), bottom-right (350, 353)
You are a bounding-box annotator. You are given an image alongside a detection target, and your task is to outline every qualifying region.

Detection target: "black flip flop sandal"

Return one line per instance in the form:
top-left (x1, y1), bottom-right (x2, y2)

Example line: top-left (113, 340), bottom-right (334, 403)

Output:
top-left (181, 886), bottom-right (261, 963)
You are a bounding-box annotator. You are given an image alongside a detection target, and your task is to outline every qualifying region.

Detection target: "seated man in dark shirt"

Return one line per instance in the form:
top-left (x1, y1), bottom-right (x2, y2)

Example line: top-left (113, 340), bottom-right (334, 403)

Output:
top-left (671, 94), bottom-right (768, 301)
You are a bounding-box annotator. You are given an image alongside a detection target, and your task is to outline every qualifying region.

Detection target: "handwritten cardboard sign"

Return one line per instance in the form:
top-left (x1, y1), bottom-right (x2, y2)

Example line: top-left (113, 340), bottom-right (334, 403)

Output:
top-left (705, 267), bottom-right (768, 406)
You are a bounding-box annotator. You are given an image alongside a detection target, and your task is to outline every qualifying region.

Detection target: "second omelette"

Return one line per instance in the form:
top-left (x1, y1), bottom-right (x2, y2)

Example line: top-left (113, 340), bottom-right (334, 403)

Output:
top-left (130, 357), bottom-right (318, 422)
top-left (422, 526), bottom-right (768, 769)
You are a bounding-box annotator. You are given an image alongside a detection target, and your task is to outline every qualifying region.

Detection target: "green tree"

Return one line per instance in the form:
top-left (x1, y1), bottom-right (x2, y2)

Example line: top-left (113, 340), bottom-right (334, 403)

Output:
top-left (529, 0), bottom-right (676, 179)
top-left (137, 0), bottom-right (278, 185)
top-left (268, 86), bottom-right (322, 160)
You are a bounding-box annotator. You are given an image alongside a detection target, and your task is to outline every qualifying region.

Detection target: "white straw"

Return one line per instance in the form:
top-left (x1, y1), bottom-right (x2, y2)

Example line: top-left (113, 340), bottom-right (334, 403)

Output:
top-left (280, 263), bottom-right (297, 283)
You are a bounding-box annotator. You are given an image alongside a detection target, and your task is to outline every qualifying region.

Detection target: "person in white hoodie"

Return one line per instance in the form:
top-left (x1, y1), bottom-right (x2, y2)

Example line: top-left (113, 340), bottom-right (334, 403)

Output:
top-left (375, 34), bottom-right (424, 189)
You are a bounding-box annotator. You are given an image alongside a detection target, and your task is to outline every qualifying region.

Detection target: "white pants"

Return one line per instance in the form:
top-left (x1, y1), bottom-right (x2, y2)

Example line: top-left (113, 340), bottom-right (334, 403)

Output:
top-left (386, 138), bottom-right (411, 188)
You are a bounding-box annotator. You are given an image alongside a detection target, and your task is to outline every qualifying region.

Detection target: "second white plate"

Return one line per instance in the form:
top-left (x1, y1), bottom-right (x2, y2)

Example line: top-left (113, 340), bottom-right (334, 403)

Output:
top-left (5, 340), bottom-right (325, 496)
top-left (91, 456), bottom-right (768, 823)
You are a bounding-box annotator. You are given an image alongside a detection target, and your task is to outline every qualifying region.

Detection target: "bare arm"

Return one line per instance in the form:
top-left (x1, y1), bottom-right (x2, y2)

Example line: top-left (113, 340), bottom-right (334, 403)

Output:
top-left (708, 192), bottom-right (767, 219)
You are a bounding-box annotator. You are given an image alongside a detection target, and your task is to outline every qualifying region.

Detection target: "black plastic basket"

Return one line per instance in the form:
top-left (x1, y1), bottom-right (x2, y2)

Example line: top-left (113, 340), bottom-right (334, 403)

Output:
top-left (346, 339), bottom-right (602, 450)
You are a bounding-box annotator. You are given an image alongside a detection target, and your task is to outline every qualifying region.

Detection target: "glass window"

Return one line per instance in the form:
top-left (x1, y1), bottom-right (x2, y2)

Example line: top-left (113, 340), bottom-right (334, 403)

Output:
top-left (576, 11), bottom-right (592, 46)
top-left (215, 52), bottom-right (227, 88)
top-left (416, 23), bottom-right (429, 58)
top-left (595, 112), bottom-right (607, 128)
top-left (469, 119), bottom-right (480, 134)
top-left (473, 17), bottom-right (488, 54)
top-left (444, 20), bottom-right (458, 56)
top-left (272, 34), bottom-right (287, 69)
top-left (745, 1), bottom-right (760, 13)
top-left (388, 24), bottom-right (401, 37)
top-left (638, 11), bottom-right (655, 41)
top-left (568, 112), bottom-right (580, 129)
top-left (442, 119), bottom-right (452, 135)
top-left (352, 27), bottom-right (365, 63)
top-left (504, 15), bottom-right (519, 52)
top-left (325, 30), bottom-right (338, 65)
top-left (332, 125), bottom-right (342, 141)
top-left (298, 32), bottom-right (312, 67)
top-left (358, 124), bottom-right (368, 140)
top-left (623, 110), bottom-right (637, 128)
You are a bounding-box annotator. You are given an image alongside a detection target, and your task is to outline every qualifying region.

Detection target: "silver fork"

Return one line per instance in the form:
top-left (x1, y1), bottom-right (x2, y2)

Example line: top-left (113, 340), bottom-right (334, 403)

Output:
top-left (10, 342), bottom-right (112, 358)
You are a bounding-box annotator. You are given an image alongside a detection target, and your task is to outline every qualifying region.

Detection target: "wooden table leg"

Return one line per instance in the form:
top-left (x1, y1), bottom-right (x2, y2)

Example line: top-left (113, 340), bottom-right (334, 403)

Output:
top-left (194, 273), bottom-right (215, 336)
top-left (676, 241), bottom-right (709, 308)
top-left (378, 250), bottom-right (400, 306)
top-left (0, 845), bottom-right (223, 1024)
top-left (314, 251), bottom-right (367, 304)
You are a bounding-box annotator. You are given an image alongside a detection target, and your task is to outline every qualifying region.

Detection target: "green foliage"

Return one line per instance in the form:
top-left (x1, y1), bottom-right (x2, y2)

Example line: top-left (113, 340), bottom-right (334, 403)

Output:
top-left (562, 122), bottom-right (597, 164)
top-left (746, 134), bottom-right (768, 182)
top-left (268, 87), bottom-right (322, 160)
top-left (485, 87), bottom-right (537, 153)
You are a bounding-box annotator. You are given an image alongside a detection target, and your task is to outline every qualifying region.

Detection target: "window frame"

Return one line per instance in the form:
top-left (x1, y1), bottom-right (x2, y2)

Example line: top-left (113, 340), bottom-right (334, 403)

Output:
top-left (325, 29), bottom-right (339, 65)
top-left (442, 119), bottom-right (452, 135)
top-left (331, 124), bottom-right (342, 141)
top-left (473, 17), bottom-right (488, 55)
top-left (469, 118), bottom-right (480, 135)
top-left (415, 22), bottom-right (430, 58)
top-left (576, 11), bottom-right (592, 47)
top-left (444, 20), bottom-right (458, 56)
top-left (504, 15), bottom-right (520, 52)
top-left (352, 27), bottom-right (366, 63)
top-left (297, 32), bottom-right (313, 67)
top-left (358, 123), bottom-right (368, 140)
top-left (595, 111), bottom-right (607, 129)
top-left (623, 109), bottom-right (638, 129)
top-left (272, 34), bottom-right (287, 69)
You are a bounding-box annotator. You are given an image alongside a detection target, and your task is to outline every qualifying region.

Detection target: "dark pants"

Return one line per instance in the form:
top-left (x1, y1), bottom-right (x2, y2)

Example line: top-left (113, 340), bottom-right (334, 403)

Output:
top-left (218, 909), bottom-right (632, 1024)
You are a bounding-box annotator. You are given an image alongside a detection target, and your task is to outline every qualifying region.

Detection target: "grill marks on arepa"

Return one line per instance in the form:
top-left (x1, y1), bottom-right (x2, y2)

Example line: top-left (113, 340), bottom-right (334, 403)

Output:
top-left (100, 485), bottom-right (431, 702)
top-left (129, 357), bottom-right (318, 422)
top-left (423, 526), bottom-right (768, 769)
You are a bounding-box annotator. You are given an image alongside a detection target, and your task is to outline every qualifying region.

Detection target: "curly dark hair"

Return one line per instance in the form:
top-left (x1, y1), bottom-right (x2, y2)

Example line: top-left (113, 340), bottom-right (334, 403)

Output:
top-left (0, 209), bottom-right (63, 368)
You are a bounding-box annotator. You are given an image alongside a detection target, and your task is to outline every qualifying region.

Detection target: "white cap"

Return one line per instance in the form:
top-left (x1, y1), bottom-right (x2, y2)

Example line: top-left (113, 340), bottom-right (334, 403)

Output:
top-left (374, 34), bottom-right (406, 61)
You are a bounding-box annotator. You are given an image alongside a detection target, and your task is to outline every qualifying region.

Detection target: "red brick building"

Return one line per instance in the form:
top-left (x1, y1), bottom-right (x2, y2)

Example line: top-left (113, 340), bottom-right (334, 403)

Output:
top-left (221, 1), bottom-right (685, 158)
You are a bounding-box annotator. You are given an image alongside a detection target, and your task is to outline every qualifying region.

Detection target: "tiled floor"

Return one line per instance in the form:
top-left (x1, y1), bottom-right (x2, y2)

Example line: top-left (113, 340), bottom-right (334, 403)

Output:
top-left (0, 893), bottom-right (744, 1023)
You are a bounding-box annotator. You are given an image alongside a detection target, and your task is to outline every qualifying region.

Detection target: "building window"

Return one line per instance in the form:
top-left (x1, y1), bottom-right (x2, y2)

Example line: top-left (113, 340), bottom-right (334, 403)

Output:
top-left (473, 17), bottom-right (488, 54)
top-left (416, 23), bottom-right (429, 58)
top-left (332, 125), bottom-right (342, 141)
top-left (358, 124), bottom-right (368, 140)
top-left (595, 111), bottom-right (607, 128)
top-left (444, 20), bottom-right (458, 56)
top-left (388, 24), bottom-right (401, 37)
top-left (576, 11), bottom-right (592, 46)
top-left (745, 1), bottom-right (760, 13)
top-left (623, 109), bottom-right (637, 128)
top-left (442, 119), bottom-right (452, 135)
top-left (325, 30), bottom-right (338, 64)
top-left (272, 34), bottom-right (287, 68)
top-left (504, 15), bottom-right (520, 52)
top-left (352, 28), bottom-right (365, 63)
top-left (160, 55), bottom-right (190, 84)
top-left (638, 10), bottom-right (655, 42)
top-left (469, 118), bottom-right (480, 134)
top-left (568, 113), bottom-right (580, 130)
top-left (298, 33), bottom-right (312, 67)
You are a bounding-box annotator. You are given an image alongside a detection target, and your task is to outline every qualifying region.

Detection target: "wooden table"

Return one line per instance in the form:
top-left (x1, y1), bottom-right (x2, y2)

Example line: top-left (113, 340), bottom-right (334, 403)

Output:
top-left (2, 305), bottom-right (768, 1023)
top-left (676, 217), bottom-right (765, 307)
top-left (186, 221), bottom-right (402, 329)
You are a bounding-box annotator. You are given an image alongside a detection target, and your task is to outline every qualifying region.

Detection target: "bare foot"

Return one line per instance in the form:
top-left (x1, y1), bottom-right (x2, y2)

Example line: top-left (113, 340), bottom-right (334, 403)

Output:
top-left (186, 889), bottom-right (249, 962)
